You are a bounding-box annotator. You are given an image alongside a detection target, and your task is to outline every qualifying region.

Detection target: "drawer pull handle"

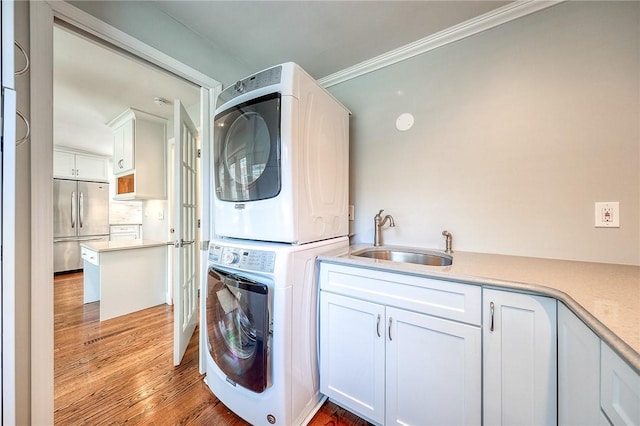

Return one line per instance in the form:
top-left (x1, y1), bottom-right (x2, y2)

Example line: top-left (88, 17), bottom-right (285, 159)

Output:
top-left (376, 314), bottom-right (381, 337)
top-left (388, 317), bottom-right (393, 341)
top-left (490, 301), bottom-right (495, 332)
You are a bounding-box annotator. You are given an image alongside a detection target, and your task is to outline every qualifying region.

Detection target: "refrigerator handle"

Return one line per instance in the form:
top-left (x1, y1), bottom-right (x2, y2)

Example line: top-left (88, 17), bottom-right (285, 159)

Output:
top-left (71, 191), bottom-right (76, 229)
top-left (79, 191), bottom-right (84, 228)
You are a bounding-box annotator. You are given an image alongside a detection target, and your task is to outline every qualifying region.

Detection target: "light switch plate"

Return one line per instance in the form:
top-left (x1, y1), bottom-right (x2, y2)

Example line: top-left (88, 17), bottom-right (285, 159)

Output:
top-left (595, 202), bottom-right (619, 227)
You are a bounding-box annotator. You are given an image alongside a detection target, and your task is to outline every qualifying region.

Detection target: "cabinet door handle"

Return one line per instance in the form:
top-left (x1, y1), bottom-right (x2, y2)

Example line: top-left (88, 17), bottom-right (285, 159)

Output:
top-left (118, 159), bottom-right (124, 169)
top-left (376, 314), bottom-right (381, 337)
top-left (490, 301), bottom-right (495, 332)
top-left (388, 317), bottom-right (393, 341)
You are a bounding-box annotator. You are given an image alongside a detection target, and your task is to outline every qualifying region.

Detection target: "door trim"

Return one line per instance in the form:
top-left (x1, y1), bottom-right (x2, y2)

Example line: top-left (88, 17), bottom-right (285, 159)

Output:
top-left (30, 2), bottom-right (221, 423)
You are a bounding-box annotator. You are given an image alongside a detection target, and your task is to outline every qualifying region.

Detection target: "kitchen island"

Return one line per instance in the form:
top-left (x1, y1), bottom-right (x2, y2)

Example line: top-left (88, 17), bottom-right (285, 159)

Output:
top-left (81, 239), bottom-right (167, 321)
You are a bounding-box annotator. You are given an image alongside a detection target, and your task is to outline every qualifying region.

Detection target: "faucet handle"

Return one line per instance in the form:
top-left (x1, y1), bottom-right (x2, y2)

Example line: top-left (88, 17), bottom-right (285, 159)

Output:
top-left (376, 209), bottom-right (384, 217)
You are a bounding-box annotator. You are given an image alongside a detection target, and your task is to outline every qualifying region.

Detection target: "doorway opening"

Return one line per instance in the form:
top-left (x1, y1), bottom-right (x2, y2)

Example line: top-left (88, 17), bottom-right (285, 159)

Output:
top-left (52, 21), bottom-right (202, 421)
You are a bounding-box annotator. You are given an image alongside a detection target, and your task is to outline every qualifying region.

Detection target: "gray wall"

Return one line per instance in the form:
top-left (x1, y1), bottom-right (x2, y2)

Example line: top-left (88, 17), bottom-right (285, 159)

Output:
top-left (329, 1), bottom-right (639, 265)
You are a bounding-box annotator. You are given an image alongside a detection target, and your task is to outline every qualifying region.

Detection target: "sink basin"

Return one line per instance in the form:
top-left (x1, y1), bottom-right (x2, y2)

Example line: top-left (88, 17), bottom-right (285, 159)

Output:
top-left (351, 248), bottom-right (453, 266)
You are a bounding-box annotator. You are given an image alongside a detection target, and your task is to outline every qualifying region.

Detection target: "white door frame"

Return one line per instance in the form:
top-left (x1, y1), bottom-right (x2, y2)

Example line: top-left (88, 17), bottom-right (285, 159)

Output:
top-left (30, 2), bottom-right (219, 424)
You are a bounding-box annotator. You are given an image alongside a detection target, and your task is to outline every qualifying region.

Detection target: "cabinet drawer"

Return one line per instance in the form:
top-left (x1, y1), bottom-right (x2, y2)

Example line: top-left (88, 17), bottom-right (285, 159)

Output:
top-left (319, 262), bottom-right (481, 325)
top-left (80, 247), bottom-right (99, 266)
top-left (110, 225), bottom-right (140, 234)
top-left (601, 343), bottom-right (640, 425)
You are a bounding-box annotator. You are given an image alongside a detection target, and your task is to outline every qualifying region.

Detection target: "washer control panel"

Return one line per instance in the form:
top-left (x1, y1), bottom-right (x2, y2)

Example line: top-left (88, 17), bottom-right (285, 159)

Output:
top-left (208, 243), bottom-right (276, 273)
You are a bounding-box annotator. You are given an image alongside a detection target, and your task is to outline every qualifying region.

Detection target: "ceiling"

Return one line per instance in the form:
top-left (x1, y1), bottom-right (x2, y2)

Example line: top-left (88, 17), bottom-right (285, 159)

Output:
top-left (152, 1), bottom-right (510, 80)
top-left (53, 1), bottom-right (511, 158)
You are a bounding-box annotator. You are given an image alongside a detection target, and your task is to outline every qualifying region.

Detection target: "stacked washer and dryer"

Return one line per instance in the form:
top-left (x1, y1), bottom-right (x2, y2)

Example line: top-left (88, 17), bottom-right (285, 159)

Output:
top-left (204, 63), bottom-right (350, 425)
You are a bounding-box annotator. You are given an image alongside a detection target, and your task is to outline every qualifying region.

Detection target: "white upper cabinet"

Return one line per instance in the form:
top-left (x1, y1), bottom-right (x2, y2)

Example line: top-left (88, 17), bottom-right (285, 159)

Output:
top-left (112, 118), bottom-right (134, 174)
top-left (483, 288), bottom-right (557, 426)
top-left (53, 149), bottom-right (108, 182)
top-left (108, 108), bottom-right (167, 200)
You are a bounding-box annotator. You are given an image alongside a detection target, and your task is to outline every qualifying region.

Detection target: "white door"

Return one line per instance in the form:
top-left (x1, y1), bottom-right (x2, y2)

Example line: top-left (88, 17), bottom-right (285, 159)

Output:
top-left (386, 307), bottom-right (481, 426)
top-left (319, 291), bottom-right (386, 425)
top-left (173, 100), bottom-right (199, 365)
top-left (483, 289), bottom-right (557, 426)
top-left (557, 303), bottom-right (602, 425)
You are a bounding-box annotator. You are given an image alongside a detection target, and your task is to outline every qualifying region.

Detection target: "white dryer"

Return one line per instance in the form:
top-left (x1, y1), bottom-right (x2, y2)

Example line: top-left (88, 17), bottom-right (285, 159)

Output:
top-left (204, 236), bottom-right (349, 425)
top-left (213, 62), bottom-right (350, 244)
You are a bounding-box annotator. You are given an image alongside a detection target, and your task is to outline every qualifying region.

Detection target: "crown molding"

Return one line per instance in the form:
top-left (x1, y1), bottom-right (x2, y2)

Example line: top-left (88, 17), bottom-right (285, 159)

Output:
top-left (318, 0), bottom-right (563, 88)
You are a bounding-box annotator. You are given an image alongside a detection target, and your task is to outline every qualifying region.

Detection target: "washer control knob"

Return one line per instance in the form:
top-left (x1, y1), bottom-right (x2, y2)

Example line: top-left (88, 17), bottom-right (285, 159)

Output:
top-left (222, 251), bottom-right (239, 265)
top-left (234, 80), bottom-right (244, 93)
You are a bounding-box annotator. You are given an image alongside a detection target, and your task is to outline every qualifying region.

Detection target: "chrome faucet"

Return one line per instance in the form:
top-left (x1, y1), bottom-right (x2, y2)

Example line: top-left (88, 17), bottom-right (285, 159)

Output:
top-left (442, 230), bottom-right (453, 254)
top-left (374, 209), bottom-right (395, 246)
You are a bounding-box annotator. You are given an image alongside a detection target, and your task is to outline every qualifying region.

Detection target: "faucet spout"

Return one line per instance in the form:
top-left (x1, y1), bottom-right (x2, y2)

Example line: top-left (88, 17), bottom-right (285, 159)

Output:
top-left (442, 230), bottom-right (453, 254)
top-left (374, 209), bottom-right (395, 247)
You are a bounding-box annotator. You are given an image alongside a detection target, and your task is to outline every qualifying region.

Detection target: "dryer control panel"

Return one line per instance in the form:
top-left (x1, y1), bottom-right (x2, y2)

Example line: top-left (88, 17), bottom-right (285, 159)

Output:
top-left (216, 65), bottom-right (283, 108)
top-left (208, 243), bottom-right (276, 273)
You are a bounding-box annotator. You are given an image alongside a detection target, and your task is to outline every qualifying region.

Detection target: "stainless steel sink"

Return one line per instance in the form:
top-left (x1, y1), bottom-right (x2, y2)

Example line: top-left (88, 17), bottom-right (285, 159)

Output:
top-left (351, 248), bottom-right (453, 266)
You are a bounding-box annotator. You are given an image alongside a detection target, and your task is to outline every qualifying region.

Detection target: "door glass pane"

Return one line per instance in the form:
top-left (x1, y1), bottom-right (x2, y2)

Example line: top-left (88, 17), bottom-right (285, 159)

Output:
top-left (224, 112), bottom-right (270, 187)
top-left (214, 93), bottom-right (281, 202)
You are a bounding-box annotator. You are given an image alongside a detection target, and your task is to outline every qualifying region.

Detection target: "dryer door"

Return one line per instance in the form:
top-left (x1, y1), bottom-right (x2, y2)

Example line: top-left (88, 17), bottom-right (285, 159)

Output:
top-left (214, 93), bottom-right (281, 202)
top-left (207, 267), bottom-right (270, 393)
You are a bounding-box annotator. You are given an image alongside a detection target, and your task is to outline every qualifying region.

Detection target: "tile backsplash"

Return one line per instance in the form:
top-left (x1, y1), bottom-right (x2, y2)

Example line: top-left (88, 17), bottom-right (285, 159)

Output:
top-left (110, 200), bottom-right (143, 224)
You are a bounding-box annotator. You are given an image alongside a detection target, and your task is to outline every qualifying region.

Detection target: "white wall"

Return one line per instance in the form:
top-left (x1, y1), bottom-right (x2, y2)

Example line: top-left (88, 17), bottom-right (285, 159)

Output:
top-left (329, 1), bottom-right (639, 265)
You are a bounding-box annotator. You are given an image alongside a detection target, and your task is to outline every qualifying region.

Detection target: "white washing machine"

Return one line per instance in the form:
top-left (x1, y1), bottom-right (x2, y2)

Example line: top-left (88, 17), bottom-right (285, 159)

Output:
top-left (204, 236), bottom-right (349, 425)
top-left (213, 62), bottom-right (350, 244)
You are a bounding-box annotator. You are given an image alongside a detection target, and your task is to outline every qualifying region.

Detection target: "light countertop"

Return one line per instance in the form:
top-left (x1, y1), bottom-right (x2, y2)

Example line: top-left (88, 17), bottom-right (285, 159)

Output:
top-left (81, 240), bottom-right (167, 252)
top-left (320, 245), bottom-right (640, 373)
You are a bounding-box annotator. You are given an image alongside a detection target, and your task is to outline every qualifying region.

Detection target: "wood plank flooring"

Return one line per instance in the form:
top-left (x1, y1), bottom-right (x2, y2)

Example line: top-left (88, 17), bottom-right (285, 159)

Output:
top-left (54, 272), bottom-right (371, 425)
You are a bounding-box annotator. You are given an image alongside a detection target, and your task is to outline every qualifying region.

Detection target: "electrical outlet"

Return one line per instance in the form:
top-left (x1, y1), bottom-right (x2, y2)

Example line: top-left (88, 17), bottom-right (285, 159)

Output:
top-left (595, 202), bottom-right (619, 228)
top-left (348, 205), bottom-right (355, 221)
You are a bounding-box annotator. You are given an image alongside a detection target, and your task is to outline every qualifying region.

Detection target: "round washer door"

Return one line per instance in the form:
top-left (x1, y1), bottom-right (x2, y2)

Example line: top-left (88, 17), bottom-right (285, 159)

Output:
top-left (206, 268), bottom-right (270, 393)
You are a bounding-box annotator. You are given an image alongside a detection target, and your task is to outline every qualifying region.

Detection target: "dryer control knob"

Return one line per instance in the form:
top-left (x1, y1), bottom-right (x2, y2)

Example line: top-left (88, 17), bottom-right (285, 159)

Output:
top-left (234, 80), bottom-right (244, 93)
top-left (222, 251), bottom-right (239, 265)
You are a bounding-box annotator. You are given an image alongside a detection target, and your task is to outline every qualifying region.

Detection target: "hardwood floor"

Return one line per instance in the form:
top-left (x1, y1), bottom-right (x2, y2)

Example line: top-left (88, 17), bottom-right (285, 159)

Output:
top-left (54, 272), bottom-right (371, 425)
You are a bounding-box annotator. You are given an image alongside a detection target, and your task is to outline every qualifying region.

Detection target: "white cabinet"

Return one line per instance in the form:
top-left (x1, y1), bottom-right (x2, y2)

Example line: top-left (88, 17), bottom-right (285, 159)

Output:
top-left (558, 302), bottom-right (605, 425)
top-left (112, 118), bottom-right (134, 174)
top-left (319, 263), bottom-right (482, 426)
top-left (483, 288), bottom-right (557, 426)
top-left (601, 343), bottom-right (640, 425)
top-left (53, 149), bottom-right (108, 182)
top-left (385, 306), bottom-right (481, 426)
top-left (320, 292), bottom-right (385, 424)
top-left (108, 108), bottom-right (167, 200)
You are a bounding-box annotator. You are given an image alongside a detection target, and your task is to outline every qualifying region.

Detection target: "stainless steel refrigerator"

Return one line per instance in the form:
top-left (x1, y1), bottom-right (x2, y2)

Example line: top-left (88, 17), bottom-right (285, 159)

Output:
top-left (54, 179), bottom-right (110, 273)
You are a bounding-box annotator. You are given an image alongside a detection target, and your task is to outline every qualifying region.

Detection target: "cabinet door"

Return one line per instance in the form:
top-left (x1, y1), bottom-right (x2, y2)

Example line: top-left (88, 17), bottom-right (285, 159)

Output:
top-left (558, 303), bottom-right (604, 425)
top-left (75, 154), bottom-right (108, 182)
top-left (113, 120), bottom-right (134, 174)
top-left (601, 343), bottom-right (640, 426)
top-left (483, 289), bottom-right (557, 426)
top-left (53, 150), bottom-right (76, 179)
top-left (386, 307), bottom-right (481, 426)
top-left (319, 292), bottom-right (385, 425)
